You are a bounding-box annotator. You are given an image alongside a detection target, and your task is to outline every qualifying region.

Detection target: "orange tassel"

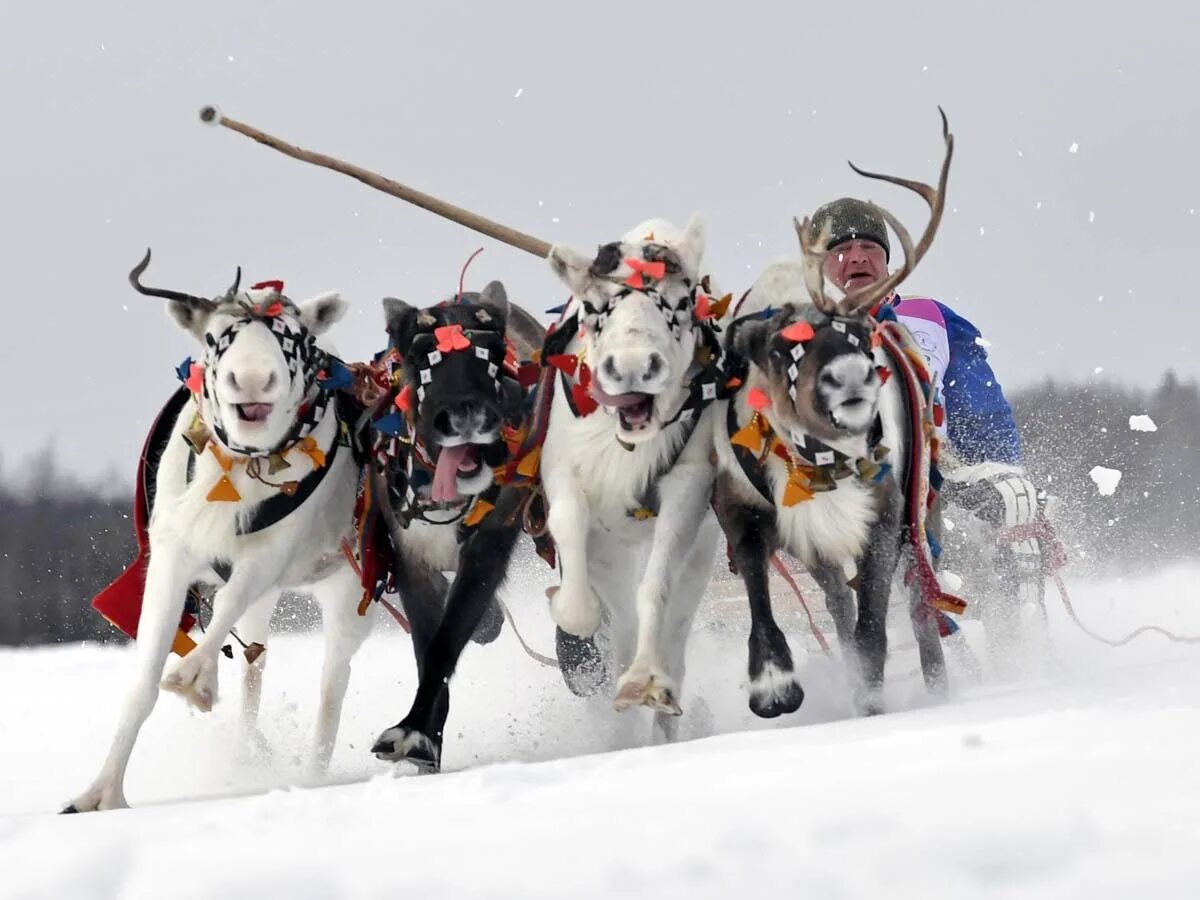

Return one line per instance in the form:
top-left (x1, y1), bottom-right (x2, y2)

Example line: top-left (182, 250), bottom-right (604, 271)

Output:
top-left (710, 293), bottom-right (733, 319)
top-left (297, 436), bottom-right (326, 469)
top-left (782, 476), bottom-right (814, 507)
top-left (730, 415), bottom-right (765, 454)
top-left (516, 446), bottom-right (541, 479)
top-left (464, 499), bottom-right (494, 527)
top-left (206, 474), bottom-right (242, 502)
top-left (747, 387), bottom-right (770, 411)
top-left (781, 321), bottom-right (815, 343)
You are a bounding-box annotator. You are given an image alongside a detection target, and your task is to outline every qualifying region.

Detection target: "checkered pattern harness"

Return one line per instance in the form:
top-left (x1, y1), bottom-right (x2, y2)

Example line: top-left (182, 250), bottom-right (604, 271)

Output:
top-left (199, 300), bottom-right (330, 457)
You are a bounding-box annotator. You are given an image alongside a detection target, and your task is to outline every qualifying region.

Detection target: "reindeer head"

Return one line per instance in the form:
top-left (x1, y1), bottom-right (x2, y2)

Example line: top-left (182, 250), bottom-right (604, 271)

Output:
top-left (547, 215), bottom-right (707, 443)
top-left (732, 109), bottom-right (954, 450)
top-left (130, 250), bottom-right (347, 456)
top-left (382, 282), bottom-right (518, 501)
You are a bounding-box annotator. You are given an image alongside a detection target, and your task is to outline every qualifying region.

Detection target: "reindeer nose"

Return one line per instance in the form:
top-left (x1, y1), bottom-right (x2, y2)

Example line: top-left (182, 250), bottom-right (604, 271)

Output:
top-left (435, 401), bottom-right (498, 439)
top-left (598, 350), bottom-right (669, 393)
top-left (227, 366), bottom-right (278, 396)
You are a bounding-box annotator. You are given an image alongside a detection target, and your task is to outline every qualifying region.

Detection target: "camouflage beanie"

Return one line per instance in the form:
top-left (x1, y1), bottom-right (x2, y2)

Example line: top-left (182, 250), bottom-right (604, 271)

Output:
top-left (809, 197), bottom-right (890, 261)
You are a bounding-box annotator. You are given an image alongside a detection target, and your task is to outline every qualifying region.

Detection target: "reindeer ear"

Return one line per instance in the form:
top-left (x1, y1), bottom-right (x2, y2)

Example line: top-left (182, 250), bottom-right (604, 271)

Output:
top-left (167, 300), bottom-right (213, 340)
top-left (675, 213), bottom-right (707, 280)
top-left (382, 297), bottom-right (420, 353)
top-left (298, 291), bottom-right (348, 335)
top-left (477, 280), bottom-right (510, 332)
top-left (547, 245), bottom-right (595, 296)
top-left (729, 311), bottom-right (779, 370)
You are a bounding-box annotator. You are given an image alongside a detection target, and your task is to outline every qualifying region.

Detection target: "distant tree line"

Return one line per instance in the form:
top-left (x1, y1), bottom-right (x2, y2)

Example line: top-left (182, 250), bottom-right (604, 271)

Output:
top-left (2, 371), bottom-right (1197, 647)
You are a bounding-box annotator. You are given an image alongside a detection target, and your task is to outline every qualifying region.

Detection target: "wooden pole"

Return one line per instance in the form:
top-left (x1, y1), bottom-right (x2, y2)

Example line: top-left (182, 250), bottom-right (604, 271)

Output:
top-left (199, 105), bottom-right (552, 259)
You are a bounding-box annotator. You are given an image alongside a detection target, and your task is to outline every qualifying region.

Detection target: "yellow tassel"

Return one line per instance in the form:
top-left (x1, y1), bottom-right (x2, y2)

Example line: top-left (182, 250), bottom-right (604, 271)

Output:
top-left (782, 478), bottom-right (814, 506)
top-left (208, 443), bottom-right (233, 473)
top-left (464, 499), bottom-right (494, 527)
top-left (710, 292), bottom-right (734, 319)
top-left (516, 446), bottom-right (541, 479)
top-left (207, 474), bottom-right (242, 502)
top-left (630, 507), bottom-right (656, 520)
top-left (731, 415), bottom-right (765, 454)
top-left (297, 436), bottom-right (326, 469)
top-left (357, 591), bottom-right (372, 617)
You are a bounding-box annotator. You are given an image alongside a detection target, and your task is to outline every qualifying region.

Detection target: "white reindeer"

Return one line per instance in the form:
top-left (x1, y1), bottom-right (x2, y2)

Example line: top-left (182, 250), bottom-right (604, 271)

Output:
top-left (64, 251), bottom-right (371, 812)
top-left (542, 216), bottom-right (730, 737)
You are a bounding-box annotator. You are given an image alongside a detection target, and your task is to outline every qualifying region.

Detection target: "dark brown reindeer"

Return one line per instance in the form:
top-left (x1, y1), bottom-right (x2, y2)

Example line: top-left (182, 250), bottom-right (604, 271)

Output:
top-left (713, 110), bottom-right (960, 716)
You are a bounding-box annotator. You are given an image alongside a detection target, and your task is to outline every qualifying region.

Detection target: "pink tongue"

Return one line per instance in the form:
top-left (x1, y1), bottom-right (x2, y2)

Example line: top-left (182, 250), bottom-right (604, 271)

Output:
top-left (590, 384), bottom-right (649, 409)
top-left (241, 403), bottom-right (272, 422)
top-left (432, 444), bottom-right (472, 502)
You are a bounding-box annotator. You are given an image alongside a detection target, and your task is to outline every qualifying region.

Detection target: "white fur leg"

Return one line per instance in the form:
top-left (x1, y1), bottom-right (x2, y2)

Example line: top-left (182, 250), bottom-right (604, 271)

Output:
top-left (545, 474), bottom-right (602, 637)
top-left (234, 594), bottom-right (278, 752)
top-left (162, 555), bottom-right (290, 713)
top-left (619, 461), bottom-right (716, 715)
top-left (65, 541), bottom-right (197, 813)
top-left (310, 567), bottom-right (374, 775)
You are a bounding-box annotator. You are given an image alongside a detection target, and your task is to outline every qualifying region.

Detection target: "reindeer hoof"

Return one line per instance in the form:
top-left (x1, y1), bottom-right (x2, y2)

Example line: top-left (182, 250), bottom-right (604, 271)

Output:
top-left (614, 669), bottom-right (682, 716)
top-left (470, 599), bottom-right (504, 646)
top-left (61, 784), bottom-right (128, 813)
top-left (548, 584), bottom-right (602, 638)
top-left (161, 652), bottom-right (218, 712)
top-left (555, 627), bottom-right (607, 697)
top-left (748, 662), bottom-right (805, 718)
top-left (372, 723), bottom-right (441, 772)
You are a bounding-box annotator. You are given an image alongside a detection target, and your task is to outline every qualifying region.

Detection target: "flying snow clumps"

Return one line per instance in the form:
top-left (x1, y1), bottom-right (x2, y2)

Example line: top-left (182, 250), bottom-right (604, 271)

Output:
top-left (1129, 415), bottom-right (1158, 432)
top-left (1089, 466), bottom-right (1122, 496)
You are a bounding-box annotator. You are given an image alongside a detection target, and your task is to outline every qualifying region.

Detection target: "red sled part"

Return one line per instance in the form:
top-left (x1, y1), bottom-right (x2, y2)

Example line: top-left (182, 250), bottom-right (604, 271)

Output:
top-left (92, 387), bottom-right (197, 656)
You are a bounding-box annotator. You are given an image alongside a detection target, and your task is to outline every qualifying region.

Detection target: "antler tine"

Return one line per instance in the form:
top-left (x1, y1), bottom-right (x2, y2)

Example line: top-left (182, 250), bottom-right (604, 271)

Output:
top-left (128, 248), bottom-right (217, 309)
top-left (225, 265), bottom-right (242, 299)
top-left (792, 215), bottom-right (841, 315)
top-left (840, 107), bottom-right (955, 315)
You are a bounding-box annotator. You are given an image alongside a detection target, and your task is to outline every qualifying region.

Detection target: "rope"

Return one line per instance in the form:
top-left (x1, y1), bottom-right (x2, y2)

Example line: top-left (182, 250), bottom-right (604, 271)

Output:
top-left (341, 538), bottom-right (412, 634)
top-left (769, 554), bottom-right (832, 655)
top-left (1051, 572), bottom-right (1200, 647)
top-left (497, 600), bottom-right (559, 668)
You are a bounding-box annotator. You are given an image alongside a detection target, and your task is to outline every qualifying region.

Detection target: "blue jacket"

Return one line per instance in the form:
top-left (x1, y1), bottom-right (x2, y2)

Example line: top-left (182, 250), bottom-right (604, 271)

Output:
top-left (888, 296), bottom-right (1022, 465)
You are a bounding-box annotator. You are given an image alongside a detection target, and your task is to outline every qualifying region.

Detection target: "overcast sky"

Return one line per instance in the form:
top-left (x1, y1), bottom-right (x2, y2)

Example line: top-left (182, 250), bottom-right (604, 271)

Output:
top-left (3, 1), bottom-right (1197, 484)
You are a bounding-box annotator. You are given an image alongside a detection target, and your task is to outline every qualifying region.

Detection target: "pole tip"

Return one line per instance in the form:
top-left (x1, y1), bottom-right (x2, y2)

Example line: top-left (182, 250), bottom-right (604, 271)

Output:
top-left (199, 105), bottom-right (221, 126)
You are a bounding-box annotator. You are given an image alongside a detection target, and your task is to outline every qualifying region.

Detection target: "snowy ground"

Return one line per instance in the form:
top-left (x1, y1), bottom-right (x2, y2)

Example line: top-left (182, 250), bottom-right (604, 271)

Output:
top-left (3, 555), bottom-right (1199, 899)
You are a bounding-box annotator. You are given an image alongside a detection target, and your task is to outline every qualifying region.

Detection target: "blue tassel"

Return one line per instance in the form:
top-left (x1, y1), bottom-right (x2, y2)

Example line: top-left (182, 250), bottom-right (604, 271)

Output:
top-left (874, 304), bottom-right (898, 323)
top-left (175, 356), bottom-right (194, 384)
top-left (937, 611), bottom-right (960, 635)
top-left (318, 357), bottom-right (355, 392)
top-left (930, 463), bottom-right (944, 492)
top-left (545, 302), bottom-right (568, 316)
top-left (873, 462), bottom-right (893, 483)
top-left (373, 410), bottom-right (407, 438)
top-left (926, 527), bottom-right (943, 559)
top-left (755, 306), bottom-right (775, 320)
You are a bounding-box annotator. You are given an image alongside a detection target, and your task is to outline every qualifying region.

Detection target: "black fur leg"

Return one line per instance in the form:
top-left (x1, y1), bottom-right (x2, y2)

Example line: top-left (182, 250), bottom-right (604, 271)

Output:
top-left (713, 481), bottom-right (804, 719)
top-left (60, 804), bottom-right (79, 815)
top-left (854, 495), bottom-right (904, 715)
top-left (555, 626), bottom-right (608, 697)
top-left (381, 487), bottom-right (525, 768)
top-left (470, 598), bottom-right (505, 646)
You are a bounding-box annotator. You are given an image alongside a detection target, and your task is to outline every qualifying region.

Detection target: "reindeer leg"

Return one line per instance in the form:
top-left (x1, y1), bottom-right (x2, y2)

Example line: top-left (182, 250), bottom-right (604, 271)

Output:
top-left (233, 593), bottom-right (278, 757)
top-left (161, 554), bottom-right (288, 712)
top-left (614, 459), bottom-right (716, 717)
top-left (372, 490), bottom-right (524, 772)
top-left (63, 541), bottom-right (198, 813)
top-left (714, 484), bottom-right (804, 719)
top-left (854, 498), bottom-right (904, 716)
top-left (309, 565), bottom-right (373, 776)
top-left (543, 469), bottom-right (602, 638)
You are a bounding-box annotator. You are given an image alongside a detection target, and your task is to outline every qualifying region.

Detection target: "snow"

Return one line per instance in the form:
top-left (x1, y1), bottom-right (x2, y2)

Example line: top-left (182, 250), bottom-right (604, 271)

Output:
top-left (1129, 415), bottom-right (1158, 432)
top-left (1089, 465), bottom-right (1123, 496)
top-left (4, 563), bottom-right (1200, 898)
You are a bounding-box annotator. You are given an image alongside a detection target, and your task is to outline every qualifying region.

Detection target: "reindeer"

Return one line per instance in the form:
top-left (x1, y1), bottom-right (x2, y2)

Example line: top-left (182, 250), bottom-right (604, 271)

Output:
top-left (367, 282), bottom-right (547, 771)
top-left (64, 252), bottom-right (369, 812)
top-left (200, 109), bottom-right (735, 740)
top-left (714, 112), bottom-right (960, 716)
top-left (543, 216), bottom-right (733, 737)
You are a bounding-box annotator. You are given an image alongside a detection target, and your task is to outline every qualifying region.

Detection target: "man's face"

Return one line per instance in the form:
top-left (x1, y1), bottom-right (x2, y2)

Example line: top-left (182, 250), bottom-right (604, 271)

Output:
top-left (822, 238), bottom-right (888, 295)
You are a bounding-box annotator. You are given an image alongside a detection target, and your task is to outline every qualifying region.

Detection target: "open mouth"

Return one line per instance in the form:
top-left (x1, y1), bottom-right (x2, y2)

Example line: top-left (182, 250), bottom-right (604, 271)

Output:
top-left (602, 393), bottom-right (655, 432)
top-left (431, 443), bottom-right (487, 502)
top-left (235, 403), bottom-right (273, 424)
top-left (843, 271), bottom-right (877, 289)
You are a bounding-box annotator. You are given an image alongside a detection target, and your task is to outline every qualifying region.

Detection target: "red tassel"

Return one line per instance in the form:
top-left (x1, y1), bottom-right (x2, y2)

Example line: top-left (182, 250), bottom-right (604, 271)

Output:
top-left (395, 384), bottom-right (413, 412)
top-left (781, 321), bottom-right (815, 343)
top-left (546, 354), bottom-right (579, 377)
top-left (876, 366), bottom-right (892, 385)
top-left (747, 387), bottom-right (770, 411)
top-left (572, 383), bottom-right (599, 415)
top-left (186, 362), bottom-right (205, 393)
top-left (695, 294), bottom-right (711, 320)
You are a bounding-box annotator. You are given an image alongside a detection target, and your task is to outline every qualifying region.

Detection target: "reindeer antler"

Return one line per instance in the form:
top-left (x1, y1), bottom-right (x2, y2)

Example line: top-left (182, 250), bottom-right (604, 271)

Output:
top-left (199, 105), bottom-right (553, 259)
top-left (793, 215), bottom-right (843, 315)
top-left (837, 107), bottom-right (954, 315)
top-left (129, 249), bottom-right (217, 311)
